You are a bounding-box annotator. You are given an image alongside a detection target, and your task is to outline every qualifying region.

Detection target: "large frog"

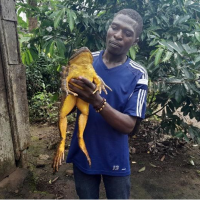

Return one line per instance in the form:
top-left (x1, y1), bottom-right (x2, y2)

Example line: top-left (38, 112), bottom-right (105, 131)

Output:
top-left (53, 47), bottom-right (112, 172)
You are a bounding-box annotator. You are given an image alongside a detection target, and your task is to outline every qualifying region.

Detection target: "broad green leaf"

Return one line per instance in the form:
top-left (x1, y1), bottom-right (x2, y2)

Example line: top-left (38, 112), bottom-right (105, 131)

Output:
top-left (187, 82), bottom-right (200, 94)
top-left (54, 8), bottom-right (65, 29)
top-left (182, 67), bottom-right (193, 79)
top-left (183, 82), bottom-right (189, 92)
top-left (188, 127), bottom-right (195, 139)
top-left (129, 46), bottom-right (136, 60)
top-left (174, 15), bottom-right (190, 25)
top-left (25, 51), bottom-right (30, 65)
top-left (162, 51), bottom-right (173, 62)
top-left (167, 41), bottom-right (183, 55)
top-left (155, 48), bottom-right (164, 66)
top-left (49, 10), bottom-right (60, 19)
top-left (17, 15), bottom-right (28, 29)
top-left (49, 40), bottom-right (56, 56)
top-left (149, 49), bottom-right (159, 60)
top-left (19, 36), bottom-right (31, 43)
top-left (174, 86), bottom-right (184, 103)
top-left (27, 50), bottom-right (33, 63)
top-left (190, 5), bottom-right (200, 12)
top-left (44, 39), bottom-right (53, 55)
top-left (56, 39), bottom-right (66, 58)
top-left (21, 53), bottom-right (26, 65)
top-left (194, 55), bottom-right (200, 63)
top-left (67, 9), bottom-right (76, 32)
top-left (29, 48), bottom-right (38, 61)
top-left (195, 32), bottom-right (200, 42)
top-left (182, 44), bottom-right (197, 54)
top-left (174, 131), bottom-right (184, 138)
top-left (159, 40), bottom-right (174, 52)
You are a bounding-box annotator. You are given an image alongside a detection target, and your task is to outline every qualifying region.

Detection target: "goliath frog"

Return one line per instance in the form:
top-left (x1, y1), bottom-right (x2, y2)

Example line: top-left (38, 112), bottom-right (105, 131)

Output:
top-left (53, 47), bottom-right (112, 172)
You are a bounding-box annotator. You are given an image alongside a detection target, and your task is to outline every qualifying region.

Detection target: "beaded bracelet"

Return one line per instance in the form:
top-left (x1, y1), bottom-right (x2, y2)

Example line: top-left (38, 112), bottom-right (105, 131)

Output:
top-left (93, 98), bottom-right (107, 113)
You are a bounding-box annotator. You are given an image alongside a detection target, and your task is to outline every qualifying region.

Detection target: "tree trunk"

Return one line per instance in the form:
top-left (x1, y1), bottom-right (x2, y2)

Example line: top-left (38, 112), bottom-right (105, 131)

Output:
top-left (28, 0), bottom-right (38, 31)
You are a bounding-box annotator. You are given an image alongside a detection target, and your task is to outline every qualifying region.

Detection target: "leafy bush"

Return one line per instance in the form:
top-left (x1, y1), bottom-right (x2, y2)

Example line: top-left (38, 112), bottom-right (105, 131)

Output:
top-left (26, 54), bottom-right (60, 100)
top-left (28, 89), bottom-right (59, 123)
top-left (17, 0), bottom-right (200, 141)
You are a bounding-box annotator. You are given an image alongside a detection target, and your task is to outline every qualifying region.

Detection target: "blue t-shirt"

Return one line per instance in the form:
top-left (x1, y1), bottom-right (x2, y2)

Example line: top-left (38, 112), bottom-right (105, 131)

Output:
top-left (66, 50), bottom-right (148, 176)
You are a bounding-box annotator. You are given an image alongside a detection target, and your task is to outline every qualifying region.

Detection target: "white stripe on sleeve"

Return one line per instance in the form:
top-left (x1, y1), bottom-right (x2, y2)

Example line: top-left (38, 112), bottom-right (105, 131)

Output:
top-left (136, 89), bottom-right (146, 117)
top-left (137, 79), bottom-right (148, 85)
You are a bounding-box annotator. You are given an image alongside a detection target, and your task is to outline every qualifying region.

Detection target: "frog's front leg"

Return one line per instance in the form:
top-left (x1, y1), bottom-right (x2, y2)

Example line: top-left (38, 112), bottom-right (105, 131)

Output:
top-left (53, 95), bottom-right (76, 172)
top-left (66, 76), bottom-right (78, 96)
top-left (93, 75), bottom-right (112, 94)
top-left (76, 98), bottom-right (91, 166)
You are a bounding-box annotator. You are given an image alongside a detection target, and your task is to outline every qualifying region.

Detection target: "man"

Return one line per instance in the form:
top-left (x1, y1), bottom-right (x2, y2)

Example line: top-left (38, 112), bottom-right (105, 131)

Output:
top-left (63, 9), bottom-right (147, 199)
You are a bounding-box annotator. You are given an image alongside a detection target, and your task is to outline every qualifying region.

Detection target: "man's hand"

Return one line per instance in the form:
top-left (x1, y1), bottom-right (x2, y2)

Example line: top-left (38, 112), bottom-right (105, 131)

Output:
top-left (69, 77), bottom-right (103, 107)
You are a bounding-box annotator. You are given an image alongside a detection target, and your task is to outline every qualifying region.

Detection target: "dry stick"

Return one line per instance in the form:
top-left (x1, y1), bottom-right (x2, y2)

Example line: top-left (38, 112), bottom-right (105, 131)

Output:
top-left (52, 176), bottom-right (59, 183)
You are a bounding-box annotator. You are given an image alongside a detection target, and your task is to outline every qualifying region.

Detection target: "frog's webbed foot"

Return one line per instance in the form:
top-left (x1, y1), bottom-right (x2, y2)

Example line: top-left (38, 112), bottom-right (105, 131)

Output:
top-left (52, 140), bottom-right (65, 173)
top-left (66, 83), bottom-right (78, 96)
top-left (93, 76), bottom-right (112, 95)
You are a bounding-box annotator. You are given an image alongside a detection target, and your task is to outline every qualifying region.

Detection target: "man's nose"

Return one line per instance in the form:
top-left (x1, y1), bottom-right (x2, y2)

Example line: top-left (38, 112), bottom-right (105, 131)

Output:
top-left (114, 30), bottom-right (123, 40)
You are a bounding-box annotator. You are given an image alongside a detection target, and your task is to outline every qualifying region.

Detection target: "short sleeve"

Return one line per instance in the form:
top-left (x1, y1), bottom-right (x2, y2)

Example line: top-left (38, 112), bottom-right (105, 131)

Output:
top-left (123, 74), bottom-right (148, 119)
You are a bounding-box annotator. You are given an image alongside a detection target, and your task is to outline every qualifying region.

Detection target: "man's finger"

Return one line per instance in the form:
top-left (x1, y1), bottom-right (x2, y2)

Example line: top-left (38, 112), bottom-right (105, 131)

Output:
top-left (73, 77), bottom-right (96, 90)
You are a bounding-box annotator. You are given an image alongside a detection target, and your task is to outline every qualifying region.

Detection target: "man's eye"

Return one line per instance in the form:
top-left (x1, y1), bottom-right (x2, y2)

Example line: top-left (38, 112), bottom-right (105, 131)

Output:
top-left (125, 31), bottom-right (132, 37)
top-left (111, 25), bottom-right (118, 30)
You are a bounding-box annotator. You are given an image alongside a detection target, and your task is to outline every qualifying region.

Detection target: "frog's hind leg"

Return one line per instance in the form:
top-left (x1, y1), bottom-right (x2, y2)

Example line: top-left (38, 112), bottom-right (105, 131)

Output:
top-left (53, 95), bottom-right (77, 171)
top-left (76, 98), bottom-right (91, 166)
top-left (59, 95), bottom-right (76, 141)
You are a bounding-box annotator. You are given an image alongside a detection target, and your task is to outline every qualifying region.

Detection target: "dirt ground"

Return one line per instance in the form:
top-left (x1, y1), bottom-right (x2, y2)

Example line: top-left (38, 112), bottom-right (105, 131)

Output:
top-left (1, 121), bottom-right (200, 199)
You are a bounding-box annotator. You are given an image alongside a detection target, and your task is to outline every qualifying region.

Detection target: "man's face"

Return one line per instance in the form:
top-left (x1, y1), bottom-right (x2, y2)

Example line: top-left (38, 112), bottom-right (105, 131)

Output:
top-left (106, 14), bottom-right (139, 56)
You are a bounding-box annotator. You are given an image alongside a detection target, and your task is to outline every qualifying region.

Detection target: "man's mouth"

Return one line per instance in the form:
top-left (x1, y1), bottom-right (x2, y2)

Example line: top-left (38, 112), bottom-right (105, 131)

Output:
top-left (109, 41), bottom-right (122, 48)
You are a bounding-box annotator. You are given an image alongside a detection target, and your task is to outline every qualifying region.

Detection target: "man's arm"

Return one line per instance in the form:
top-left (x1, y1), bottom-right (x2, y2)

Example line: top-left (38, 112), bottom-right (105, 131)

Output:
top-left (69, 77), bottom-right (137, 134)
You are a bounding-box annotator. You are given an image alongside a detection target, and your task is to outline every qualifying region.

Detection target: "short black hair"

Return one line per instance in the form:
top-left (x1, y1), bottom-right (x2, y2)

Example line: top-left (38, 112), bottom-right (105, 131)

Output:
top-left (115, 9), bottom-right (143, 38)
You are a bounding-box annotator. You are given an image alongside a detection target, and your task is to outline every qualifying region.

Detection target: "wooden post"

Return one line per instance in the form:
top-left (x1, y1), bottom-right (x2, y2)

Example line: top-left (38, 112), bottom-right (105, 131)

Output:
top-left (0, 0), bottom-right (30, 181)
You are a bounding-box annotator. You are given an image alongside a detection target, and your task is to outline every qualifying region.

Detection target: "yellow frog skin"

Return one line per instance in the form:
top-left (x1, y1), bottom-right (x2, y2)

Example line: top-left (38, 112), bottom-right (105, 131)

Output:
top-left (53, 47), bottom-right (112, 172)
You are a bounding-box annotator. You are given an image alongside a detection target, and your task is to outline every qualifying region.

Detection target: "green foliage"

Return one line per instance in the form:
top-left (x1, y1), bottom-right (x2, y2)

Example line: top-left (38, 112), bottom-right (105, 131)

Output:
top-left (16, 0), bottom-right (200, 142)
top-left (28, 89), bottom-right (59, 123)
top-left (26, 54), bottom-right (60, 100)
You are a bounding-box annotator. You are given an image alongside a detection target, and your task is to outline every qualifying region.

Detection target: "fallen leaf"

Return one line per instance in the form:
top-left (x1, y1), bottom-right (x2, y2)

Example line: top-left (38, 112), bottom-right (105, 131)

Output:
top-left (189, 159), bottom-right (195, 166)
top-left (161, 155), bottom-right (165, 162)
top-left (138, 166), bottom-right (146, 172)
top-left (196, 170), bottom-right (200, 174)
top-left (49, 179), bottom-right (52, 184)
top-left (132, 161), bottom-right (137, 164)
top-left (150, 163), bottom-right (157, 168)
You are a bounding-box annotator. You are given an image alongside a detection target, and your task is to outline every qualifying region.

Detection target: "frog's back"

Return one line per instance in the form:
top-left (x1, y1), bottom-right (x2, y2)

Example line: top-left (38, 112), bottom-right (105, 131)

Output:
top-left (68, 49), bottom-right (96, 81)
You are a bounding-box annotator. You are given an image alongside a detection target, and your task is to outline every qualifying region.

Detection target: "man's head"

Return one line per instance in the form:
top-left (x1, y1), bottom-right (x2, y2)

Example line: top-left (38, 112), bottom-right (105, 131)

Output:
top-left (115, 9), bottom-right (143, 39)
top-left (106, 9), bottom-right (143, 56)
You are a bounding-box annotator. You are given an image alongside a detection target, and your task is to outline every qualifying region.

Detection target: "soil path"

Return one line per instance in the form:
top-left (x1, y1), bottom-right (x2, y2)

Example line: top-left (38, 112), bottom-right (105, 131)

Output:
top-left (1, 123), bottom-right (200, 199)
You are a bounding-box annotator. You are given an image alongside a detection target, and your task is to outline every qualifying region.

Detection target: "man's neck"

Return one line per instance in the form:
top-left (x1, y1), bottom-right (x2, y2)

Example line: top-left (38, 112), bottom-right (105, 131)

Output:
top-left (102, 50), bottom-right (128, 69)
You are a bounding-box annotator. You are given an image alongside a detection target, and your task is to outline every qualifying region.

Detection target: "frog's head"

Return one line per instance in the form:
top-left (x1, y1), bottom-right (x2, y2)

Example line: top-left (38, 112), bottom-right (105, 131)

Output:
top-left (69, 47), bottom-right (93, 65)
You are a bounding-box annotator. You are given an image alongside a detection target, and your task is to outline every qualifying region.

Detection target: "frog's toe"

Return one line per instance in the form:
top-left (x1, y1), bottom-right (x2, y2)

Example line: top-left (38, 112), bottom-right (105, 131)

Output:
top-left (69, 90), bottom-right (78, 96)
